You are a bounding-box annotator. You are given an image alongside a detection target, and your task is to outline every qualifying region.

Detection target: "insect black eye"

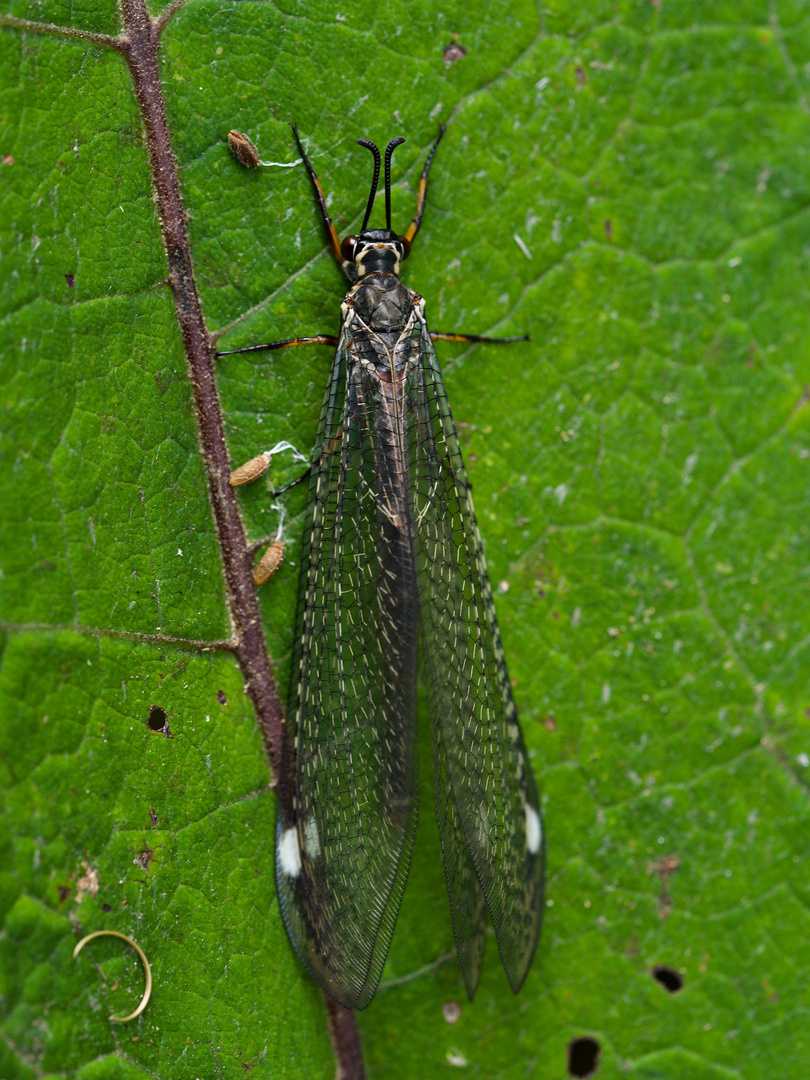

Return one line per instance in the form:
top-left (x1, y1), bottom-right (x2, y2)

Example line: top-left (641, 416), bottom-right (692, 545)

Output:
top-left (398, 236), bottom-right (411, 260)
top-left (341, 236), bottom-right (358, 261)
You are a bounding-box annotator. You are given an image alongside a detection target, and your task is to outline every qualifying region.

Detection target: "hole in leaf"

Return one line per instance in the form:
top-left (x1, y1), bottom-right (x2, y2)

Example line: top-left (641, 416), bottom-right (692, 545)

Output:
top-left (652, 964), bottom-right (683, 993)
top-left (568, 1036), bottom-right (600, 1078)
top-left (147, 706), bottom-right (168, 732)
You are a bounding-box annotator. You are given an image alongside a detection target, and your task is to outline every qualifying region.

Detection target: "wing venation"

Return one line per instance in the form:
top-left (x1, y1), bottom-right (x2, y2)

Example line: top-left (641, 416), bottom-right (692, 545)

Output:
top-left (409, 308), bottom-right (545, 996)
top-left (276, 322), bottom-right (420, 1009)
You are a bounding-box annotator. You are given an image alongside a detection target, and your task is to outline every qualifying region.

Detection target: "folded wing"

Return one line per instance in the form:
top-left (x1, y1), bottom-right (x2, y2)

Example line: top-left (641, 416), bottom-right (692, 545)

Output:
top-left (276, 333), bottom-right (420, 1009)
top-left (409, 311), bottom-right (545, 997)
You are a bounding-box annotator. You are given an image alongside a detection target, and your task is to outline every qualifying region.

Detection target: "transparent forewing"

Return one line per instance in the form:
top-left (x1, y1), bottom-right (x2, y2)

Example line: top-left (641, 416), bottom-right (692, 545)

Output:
top-left (409, 308), bottom-right (545, 996)
top-left (275, 323), bottom-right (419, 1010)
top-left (431, 712), bottom-right (488, 997)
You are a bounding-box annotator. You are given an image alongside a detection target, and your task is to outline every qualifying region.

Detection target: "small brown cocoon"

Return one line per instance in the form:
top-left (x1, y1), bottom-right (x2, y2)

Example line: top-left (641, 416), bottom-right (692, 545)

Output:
top-left (254, 541), bottom-right (285, 585)
top-left (228, 130), bottom-right (261, 168)
top-left (230, 453), bottom-right (270, 487)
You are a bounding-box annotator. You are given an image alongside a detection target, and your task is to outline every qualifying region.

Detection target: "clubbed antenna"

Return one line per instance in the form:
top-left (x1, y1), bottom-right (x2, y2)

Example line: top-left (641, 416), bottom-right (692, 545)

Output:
top-left (384, 137), bottom-right (406, 229)
top-left (357, 139), bottom-right (382, 231)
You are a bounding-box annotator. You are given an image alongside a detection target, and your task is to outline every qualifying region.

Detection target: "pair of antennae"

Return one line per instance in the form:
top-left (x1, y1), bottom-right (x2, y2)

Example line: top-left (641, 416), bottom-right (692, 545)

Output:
top-left (356, 136), bottom-right (406, 232)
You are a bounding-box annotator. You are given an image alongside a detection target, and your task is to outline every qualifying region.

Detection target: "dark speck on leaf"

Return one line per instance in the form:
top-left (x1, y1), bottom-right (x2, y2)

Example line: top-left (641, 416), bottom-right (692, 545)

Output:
top-left (217, 689), bottom-right (228, 705)
top-left (65, 273), bottom-right (75, 287)
top-left (652, 964), bottom-right (683, 993)
top-left (443, 40), bottom-right (467, 65)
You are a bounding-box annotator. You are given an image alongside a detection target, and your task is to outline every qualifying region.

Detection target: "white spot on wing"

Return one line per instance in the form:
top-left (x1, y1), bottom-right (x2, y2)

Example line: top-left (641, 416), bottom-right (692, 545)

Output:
top-left (525, 803), bottom-right (542, 854)
top-left (278, 826), bottom-right (301, 878)
top-left (303, 816), bottom-right (321, 859)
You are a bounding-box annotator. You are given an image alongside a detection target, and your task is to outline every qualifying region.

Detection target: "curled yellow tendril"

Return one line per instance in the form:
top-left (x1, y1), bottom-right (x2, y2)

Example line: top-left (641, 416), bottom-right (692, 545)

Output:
top-left (73, 930), bottom-right (152, 1022)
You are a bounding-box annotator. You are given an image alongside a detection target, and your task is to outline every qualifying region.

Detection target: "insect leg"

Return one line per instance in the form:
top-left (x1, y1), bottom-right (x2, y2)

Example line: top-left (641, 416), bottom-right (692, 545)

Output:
top-left (430, 331), bottom-right (530, 344)
top-left (217, 335), bottom-right (338, 358)
top-left (260, 423), bottom-right (343, 496)
top-left (271, 470), bottom-right (311, 496)
top-left (223, 335), bottom-right (333, 488)
top-left (403, 125), bottom-right (445, 245)
top-left (291, 124), bottom-right (344, 265)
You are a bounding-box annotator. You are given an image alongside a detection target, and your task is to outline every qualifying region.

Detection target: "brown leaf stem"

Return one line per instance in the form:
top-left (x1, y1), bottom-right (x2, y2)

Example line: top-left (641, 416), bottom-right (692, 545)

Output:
top-left (2, 3), bottom-right (366, 1075)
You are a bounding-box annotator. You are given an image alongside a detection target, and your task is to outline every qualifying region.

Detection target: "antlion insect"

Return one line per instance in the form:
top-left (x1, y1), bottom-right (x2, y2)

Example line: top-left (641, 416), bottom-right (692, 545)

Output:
top-left (221, 125), bottom-right (545, 1009)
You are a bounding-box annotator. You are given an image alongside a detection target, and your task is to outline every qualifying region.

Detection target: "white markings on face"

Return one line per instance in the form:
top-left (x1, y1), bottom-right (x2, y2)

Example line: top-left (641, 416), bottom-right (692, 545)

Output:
top-left (303, 816), bottom-right (321, 859)
top-left (525, 803), bottom-right (542, 855)
top-left (354, 243), bottom-right (401, 276)
top-left (278, 826), bottom-right (301, 878)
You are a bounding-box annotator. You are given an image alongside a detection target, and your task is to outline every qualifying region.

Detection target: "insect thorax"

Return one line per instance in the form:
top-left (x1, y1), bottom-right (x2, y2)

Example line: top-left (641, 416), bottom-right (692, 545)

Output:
top-left (349, 271), bottom-right (413, 332)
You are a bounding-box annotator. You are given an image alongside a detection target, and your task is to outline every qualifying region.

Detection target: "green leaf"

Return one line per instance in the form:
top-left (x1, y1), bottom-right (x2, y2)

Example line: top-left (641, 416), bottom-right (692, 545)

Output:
top-left (2, 1), bottom-right (810, 1077)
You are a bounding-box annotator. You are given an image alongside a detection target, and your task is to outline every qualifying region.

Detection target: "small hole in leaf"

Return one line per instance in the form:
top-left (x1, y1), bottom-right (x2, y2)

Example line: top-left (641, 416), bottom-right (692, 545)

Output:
top-left (147, 706), bottom-right (168, 731)
top-left (568, 1036), bottom-right (600, 1078)
top-left (652, 964), bottom-right (683, 993)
